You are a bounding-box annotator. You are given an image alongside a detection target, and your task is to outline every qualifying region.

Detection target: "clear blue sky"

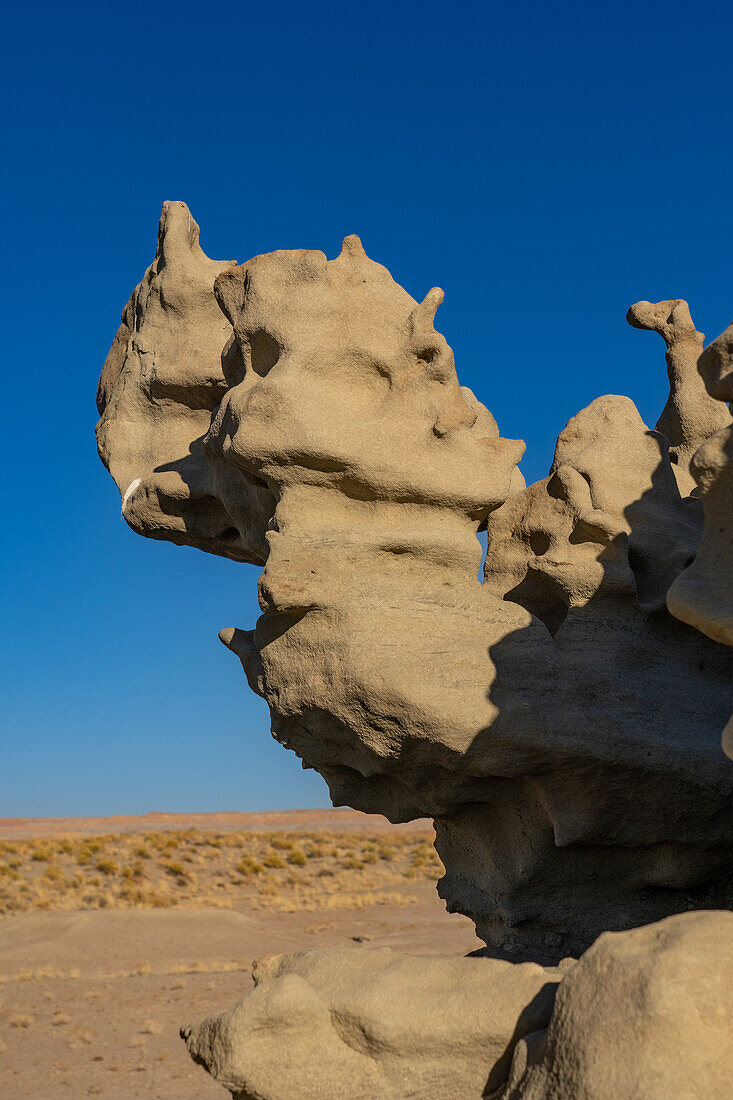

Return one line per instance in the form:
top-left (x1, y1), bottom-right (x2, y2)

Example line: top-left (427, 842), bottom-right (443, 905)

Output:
top-left (3, 0), bottom-right (732, 816)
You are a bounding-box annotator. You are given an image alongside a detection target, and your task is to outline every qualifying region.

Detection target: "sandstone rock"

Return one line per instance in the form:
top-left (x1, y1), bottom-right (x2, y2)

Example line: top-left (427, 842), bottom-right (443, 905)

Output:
top-left (213, 241), bottom-right (732, 961)
top-left (626, 298), bottom-right (731, 494)
top-left (98, 207), bottom-right (733, 964)
top-left (668, 320), bottom-right (733, 648)
top-left (98, 208), bottom-right (733, 1099)
top-left (665, 318), bottom-right (733, 759)
top-left (182, 912), bottom-right (733, 1100)
top-left (96, 201), bottom-right (273, 563)
top-left (181, 946), bottom-right (562, 1100)
top-left (502, 911), bottom-right (733, 1100)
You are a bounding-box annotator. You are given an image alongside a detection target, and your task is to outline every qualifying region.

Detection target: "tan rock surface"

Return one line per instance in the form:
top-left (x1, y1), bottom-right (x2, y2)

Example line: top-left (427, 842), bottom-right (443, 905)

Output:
top-left (626, 298), bottom-right (730, 494)
top-left (668, 319), bottom-right (733, 645)
top-left (666, 317), bottom-right (733, 758)
top-left (212, 241), bottom-right (732, 960)
top-left (182, 946), bottom-right (562, 1100)
top-left (96, 207), bottom-right (733, 1100)
top-left (96, 201), bottom-right (273, 562)
top-left (182, 911), bottom-right (733, 1100)
top-left (98, 206), bottom-right (733, 963)
top-left (502, 911), bottom-right (733, 1100)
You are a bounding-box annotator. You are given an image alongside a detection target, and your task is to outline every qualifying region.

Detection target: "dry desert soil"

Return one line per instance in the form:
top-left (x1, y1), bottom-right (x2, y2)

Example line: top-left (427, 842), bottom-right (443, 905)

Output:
top-left (0, 809), bottom-right (481, 1099)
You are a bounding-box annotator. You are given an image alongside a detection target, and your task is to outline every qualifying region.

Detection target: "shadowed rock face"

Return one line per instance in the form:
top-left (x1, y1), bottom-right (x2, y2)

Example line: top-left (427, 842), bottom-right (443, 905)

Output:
top-left (98, 205), bottom-right (733, 964)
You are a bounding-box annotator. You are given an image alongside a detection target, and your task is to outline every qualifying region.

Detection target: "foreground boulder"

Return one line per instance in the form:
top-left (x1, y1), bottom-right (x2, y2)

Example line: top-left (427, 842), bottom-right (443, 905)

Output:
top-left (182, 912), bottom-right (733, 1100)
top-left (182, 947), bottom-right (563, 1100)
top-left (503, 910), bottom-right (733, 1099)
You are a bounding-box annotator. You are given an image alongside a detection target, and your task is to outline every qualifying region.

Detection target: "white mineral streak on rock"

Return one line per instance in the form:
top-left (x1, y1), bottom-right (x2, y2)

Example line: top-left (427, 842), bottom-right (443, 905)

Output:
top-left (120, 476), bottom-right (141, 516)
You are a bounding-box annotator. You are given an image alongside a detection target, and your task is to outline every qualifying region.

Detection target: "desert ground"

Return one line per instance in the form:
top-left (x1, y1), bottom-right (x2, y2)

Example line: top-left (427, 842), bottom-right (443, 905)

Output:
top-left (0, 810), bottom-right (481, 1099)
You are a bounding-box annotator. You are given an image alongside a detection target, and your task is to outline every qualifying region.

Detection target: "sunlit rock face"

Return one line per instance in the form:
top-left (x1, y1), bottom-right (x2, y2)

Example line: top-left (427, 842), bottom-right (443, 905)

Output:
top-left (667, 316), bottom-right (733, 758)
top-left (501, 911), bottom-right (733, 1100)
top-left (96, 201), bottom-right (273, 564)
top-left (626, 298), bottom-right (730, 494)
top-left (181, 946), bottom-right (563, 1100)
top-left (179, 912), bottom-right (733, 1100)
top-left (98, 207), bottom-right (733, 964)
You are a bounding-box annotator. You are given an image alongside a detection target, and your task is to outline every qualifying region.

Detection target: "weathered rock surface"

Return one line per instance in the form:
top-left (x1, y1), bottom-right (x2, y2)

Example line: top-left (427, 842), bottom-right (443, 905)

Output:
top-left (626, 298), bottom-right (731, 494)
top-left (667, 320), bottom-right (733, 648)
top-left (666, 317), bottom-right (733, 759)
top-left (97, 206), bottom-right (733, 965)
top-left (181, 911), bottom-right (733, 1100)
top-left (477, 387), bottom-right (732, 957)
top-left (98, 206), bottom-right (733, 1100)
top-left (209, 245), bottom-right (732, 961)
top-left (503, 910), bottom-right (733, 1100)
top-left (181, 946), bottom-right (563, 1100)
top-left (96, 201), bottom-right (273, 563)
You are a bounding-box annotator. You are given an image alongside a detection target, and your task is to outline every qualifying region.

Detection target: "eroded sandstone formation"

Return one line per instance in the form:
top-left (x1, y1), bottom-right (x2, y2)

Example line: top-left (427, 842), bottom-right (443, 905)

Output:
top-left (667, 315), bottom-right (733, 757)
top-left (96, 200), bottom-right (273, 563)
top-left (501, 910), bottom-right (733, 1100)
top-left (626, 298), bottom-right (729, 493)
top-left (180, 911), bottom-right (733, 1100)
top-left (98, 204), bottom-right (732, 1098)
top-left (182, 947), bottom-right (564, 1099)
top-left (97, 204), bottom-right (733, 964)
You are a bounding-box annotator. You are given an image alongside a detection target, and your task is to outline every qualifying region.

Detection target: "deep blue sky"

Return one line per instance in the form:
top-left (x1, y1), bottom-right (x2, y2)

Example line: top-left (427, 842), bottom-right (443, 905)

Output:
top-left (3, 1), bottom-right (732, 816)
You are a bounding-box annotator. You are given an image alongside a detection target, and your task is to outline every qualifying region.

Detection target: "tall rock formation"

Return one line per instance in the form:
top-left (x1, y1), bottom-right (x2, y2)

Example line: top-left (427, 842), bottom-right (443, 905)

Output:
top-left (97, 205), bottom-right (733, 964)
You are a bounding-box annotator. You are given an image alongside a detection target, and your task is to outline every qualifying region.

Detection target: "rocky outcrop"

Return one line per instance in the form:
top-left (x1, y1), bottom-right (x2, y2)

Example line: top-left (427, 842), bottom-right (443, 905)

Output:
top-left (502, 910), bottom-right (733, 1100)
top-left (97, 205), bottom-right (733, 963)
top-left (626, 298), bottom-right (730, 494)
top-left (210, 247), bottom-right (732, 961)
top-left (667, 317), bottom-right (733, 758)
top-left (181, 911), bottom-right (733, 1100)
top-left (96, 201), bottom-right (273, 563)
top-left (477, 388), bottom-right (731, 957)
top-left (182, 947), bottom-right (563, 1100)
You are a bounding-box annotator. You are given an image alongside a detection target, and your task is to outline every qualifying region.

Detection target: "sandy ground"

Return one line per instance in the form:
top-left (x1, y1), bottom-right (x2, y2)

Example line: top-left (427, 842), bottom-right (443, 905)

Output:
top-left (0, 809), bottom-right (431, 842)
top-left (0, 813), bottom-right (480, 1099)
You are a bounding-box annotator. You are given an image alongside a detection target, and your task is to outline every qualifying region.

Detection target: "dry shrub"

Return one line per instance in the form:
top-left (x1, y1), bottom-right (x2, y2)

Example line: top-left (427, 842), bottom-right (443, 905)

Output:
top-left (235, 857), bottom-right (263, 877)
top-left (263, 854), bottom-right (286, 869)
top-left (0, 827), bottom-right (436, 916)
top-left (163, 862), bottom-right (188, 880)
